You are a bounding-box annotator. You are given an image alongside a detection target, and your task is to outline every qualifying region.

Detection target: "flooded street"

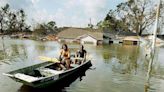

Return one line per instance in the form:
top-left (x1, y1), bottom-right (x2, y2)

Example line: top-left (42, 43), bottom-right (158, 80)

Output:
top-left (0, 38), bottom-right (164, 92)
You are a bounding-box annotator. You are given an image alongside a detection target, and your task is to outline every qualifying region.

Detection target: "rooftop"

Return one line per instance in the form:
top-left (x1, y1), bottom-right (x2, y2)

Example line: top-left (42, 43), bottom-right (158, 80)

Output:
top-left (57, 27), bottom-right (103, 40)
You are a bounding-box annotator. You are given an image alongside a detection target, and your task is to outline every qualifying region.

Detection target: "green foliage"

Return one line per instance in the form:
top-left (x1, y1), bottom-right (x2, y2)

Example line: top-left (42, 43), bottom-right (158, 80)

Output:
top-left (88, 23), bottom-right (93, 29)
top-left (33, 21), bottom-right (58, 36)
top-left (33, 23), bottom-right (46, 36)
top-left (0, 4), bottom-right (31, 34)
top-left (101, 0), bottom-right (162, 36)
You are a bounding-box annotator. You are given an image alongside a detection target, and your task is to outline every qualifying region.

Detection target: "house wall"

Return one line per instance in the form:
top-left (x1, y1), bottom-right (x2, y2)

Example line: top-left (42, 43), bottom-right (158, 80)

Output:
top-left (80, 36), bottom-right (97, 45)
top-left (97, 40), bottom-right (103, 45)
top-left (109, 39), bottom-right (123, 44)
top-left (123, 40), bottom-right (139, 45)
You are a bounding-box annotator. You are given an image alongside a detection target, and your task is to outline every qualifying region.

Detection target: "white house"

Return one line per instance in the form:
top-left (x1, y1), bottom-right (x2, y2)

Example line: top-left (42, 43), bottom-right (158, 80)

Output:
top-left (79, 35), bottom-right (100, 45)
top-left (57, 27), bottom-right (103, 45)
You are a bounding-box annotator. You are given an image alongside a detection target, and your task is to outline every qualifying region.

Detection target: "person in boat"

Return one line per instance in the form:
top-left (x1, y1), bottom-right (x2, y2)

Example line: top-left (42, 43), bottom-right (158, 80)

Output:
top-left (74, 45), bottom-right (87, 64)
top-left (59, 44), bottom-right (71, 70)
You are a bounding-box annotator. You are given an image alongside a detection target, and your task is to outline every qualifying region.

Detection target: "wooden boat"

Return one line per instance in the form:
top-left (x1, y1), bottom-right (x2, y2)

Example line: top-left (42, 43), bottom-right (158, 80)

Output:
top-left (3, 60), bottom-right (92, 88)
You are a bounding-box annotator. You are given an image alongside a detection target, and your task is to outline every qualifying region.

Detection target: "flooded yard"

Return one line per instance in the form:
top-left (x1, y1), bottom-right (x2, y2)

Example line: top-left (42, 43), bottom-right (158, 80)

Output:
top-left (0, 37), bottom-right (164, 92)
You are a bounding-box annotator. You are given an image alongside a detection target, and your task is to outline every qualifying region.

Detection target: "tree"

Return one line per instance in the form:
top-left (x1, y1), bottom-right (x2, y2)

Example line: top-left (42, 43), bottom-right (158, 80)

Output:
top-left (88, 23), bottom-right (93, 29)
top-left (0, 9), bottom-right (2, 33)
top-left (33, 23), bottom-right (47, 36)
top-left (0, 4), bottom-right (31, 34)
top-left (103, 10), bottom-right (117, 31)
top-left (102, 9), bottom-right (128, 33)
top-left (47, 21), bottom-right (56, 28)
top-left (116, 0), bottom-right (157, 36)
top-left (33, 21), bottom-right (58, 36)
top-left (17, 9), bottom-right (26, 32)
top-left (102, 0), bottom-right (164, 36)
top-left (0, 4), bottom-right (10, 33)
top-left (158, 1), bottom-right (164, 34)
top-left (96, 21), bottom-right (103, 29)
top-left (47, 21), bottom-right (57, 31)
top-left (7, 12), bottom-right (18, 33)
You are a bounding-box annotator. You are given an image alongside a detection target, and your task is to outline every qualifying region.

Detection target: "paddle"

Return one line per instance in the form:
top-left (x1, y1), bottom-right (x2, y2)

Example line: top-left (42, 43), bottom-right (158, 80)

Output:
top-left (39, 55), bottom-right (93, 63)
top-left (38, 56), bottom-right (60, 63)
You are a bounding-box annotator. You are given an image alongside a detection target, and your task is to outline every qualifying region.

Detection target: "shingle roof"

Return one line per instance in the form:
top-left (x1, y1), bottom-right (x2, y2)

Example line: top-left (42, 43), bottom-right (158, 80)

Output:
top-left (123, 36), bottom-right (140, 41)
top-left (103, 28), bottom-right (137, 36)
top-left (57, 27), bottom-right (103, 40)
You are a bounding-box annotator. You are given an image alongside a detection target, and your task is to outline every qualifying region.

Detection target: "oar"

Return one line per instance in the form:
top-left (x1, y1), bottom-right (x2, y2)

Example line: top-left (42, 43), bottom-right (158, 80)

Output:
top-left (38, 56), bottom-right (60, 63)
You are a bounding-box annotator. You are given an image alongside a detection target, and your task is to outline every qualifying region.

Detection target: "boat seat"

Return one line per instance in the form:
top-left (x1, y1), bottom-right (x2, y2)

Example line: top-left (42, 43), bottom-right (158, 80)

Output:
top-left (70, 64), bottom-right (79, 68)
top-left (14, 73), bottom-right (39, 82)
top-left (38, 68), bottom-right (63, 76)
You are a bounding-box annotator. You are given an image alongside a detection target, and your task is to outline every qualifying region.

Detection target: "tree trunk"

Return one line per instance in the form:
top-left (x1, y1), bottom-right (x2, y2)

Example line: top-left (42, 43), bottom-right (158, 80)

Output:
top-left (139, 30), bottom-right (142, 36)
top-left (139, 25), bottom-right (143, 36)
top-left (0, 22), bottom-right (3, 33)
top-left (135, 23), bottom-right (140, 36)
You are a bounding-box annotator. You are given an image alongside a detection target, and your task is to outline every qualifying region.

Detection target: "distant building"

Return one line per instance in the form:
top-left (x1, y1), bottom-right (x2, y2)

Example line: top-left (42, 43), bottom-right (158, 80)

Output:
top-left (103, 28), bottom-right (137, 44)
top-left (57, 27), bottom-right (103, 45)
top-left (145, 35), bottom-right (164, 44)
top-left (76, 34), bottom-right (103, 45)
top-left (123, 36), bottom-right (140, 45)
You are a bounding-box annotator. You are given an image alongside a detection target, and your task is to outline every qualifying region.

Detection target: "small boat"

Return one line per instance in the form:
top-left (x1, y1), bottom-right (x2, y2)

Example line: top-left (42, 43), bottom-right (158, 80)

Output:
top-left (3, 60), bottom-right (92, 88)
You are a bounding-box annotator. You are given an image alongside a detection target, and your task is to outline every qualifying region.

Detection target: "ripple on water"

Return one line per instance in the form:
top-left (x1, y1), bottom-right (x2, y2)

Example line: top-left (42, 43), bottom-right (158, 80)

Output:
top-left (0, 39), bottom-right (164, 92)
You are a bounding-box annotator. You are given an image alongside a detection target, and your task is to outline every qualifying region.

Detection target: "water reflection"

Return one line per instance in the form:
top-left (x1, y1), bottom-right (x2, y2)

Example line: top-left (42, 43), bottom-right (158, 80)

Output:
top-left (35, 45), bottom-right (46, 53)
top-left (0, 38), bottom-right (58, 65)
top-left (101, 44), bottom-right (141, 74)
top-left (0, 38), bottom-right (164, 92)
top-left (0, 43), bottom-right (28, 65)
top-left (144, 44), bottom-right (158, 92)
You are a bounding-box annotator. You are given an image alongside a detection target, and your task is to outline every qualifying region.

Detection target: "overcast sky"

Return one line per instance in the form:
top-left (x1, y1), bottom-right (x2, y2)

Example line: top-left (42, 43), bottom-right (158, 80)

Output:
top-left (0, 0), bottom-right (124, 27)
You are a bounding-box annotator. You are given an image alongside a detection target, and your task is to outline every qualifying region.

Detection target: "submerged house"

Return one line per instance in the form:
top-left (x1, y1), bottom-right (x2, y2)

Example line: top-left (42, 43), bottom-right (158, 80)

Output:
top-left (103, 28), bottom-right (137, 44)
top-left (145, 35), bottom-right (164, 44)
top-left (57, 27), bottom-right (103, 45)
top-left (123, 36), bottom-right (140, 45)
top-left (76, 34), bottom-right (103, 45)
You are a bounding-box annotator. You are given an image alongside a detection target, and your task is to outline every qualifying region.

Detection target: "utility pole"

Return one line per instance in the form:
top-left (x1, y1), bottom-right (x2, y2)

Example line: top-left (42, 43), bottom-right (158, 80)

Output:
top-left (146, 0), bottom-right (161, 84)
top-left (90, 18), bottom-right (92, 26)
top-left (89, 18), bottom-right (93, 29)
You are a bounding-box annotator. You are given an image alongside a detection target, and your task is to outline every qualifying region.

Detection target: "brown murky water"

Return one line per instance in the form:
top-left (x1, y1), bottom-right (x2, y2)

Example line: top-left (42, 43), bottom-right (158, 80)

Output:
top-left (0, 37), bottom-right (164, 92)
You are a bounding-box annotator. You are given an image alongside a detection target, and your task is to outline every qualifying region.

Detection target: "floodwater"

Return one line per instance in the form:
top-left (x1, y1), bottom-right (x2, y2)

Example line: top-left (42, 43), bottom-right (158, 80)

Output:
top-left (0, 37), bottom-right (164, 92)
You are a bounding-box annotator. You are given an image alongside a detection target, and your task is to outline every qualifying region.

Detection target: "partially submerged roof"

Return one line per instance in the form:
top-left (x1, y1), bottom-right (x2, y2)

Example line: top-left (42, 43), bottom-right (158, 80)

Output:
top-left (145, 35), bottom-right (164, 43)
top-left (123, 36), bottom-right (140, 41)
top-left (103, 28), bottom-right (137, 37)
top-left (76, 34), bottom-right (100, 40)
top-left (57, 27), bottom-right (103, 40)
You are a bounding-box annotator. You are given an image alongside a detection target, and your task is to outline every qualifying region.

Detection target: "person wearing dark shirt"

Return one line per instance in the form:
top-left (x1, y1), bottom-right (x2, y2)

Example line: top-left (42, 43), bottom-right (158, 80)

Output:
top-left (74, 45), bottom-right (87, 64)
